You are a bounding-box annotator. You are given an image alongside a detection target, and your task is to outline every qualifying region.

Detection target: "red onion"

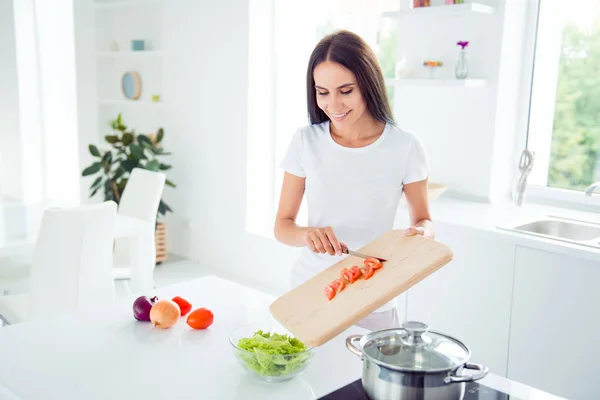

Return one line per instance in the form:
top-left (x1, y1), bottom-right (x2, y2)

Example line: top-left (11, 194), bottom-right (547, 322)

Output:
top-left (133, 295), bottom-right (158, 321)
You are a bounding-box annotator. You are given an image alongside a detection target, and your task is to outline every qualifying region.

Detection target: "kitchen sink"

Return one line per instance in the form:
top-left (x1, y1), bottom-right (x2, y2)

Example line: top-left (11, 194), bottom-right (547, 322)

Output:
top-left (498, 216), bottom-right (600, 249)
top-left (512, 219), bottom-right (600, 241)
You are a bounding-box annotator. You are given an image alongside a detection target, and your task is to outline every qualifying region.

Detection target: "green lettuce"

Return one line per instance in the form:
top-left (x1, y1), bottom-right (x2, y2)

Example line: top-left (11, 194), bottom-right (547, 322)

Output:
top-left (237, 330), bottom-right (311, 376)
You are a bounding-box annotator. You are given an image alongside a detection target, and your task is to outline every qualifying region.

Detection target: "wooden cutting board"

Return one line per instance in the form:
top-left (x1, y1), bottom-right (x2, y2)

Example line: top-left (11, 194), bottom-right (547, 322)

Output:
top-left (269, 230), bottom-right (454, 347)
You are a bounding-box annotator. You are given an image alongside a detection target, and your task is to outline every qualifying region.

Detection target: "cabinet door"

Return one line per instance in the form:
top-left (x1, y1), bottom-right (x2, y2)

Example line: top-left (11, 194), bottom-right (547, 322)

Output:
top-left (508, 246), bottom-right (600, 399)
top-left (406, 223), bottom-right (515, 376)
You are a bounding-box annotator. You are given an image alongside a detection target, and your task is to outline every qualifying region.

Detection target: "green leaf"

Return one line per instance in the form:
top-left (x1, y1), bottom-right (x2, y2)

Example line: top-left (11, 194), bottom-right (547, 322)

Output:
top-left (165, 179), bottom-right (176, 188)
top-left (122, 133), bottom-right (134, 146)
top-left (159, 163), bottom-right (172, 170)
top-left (158, 199), bottom-right (173, 216)
top-left (90, 176), bottom-right (103, 190)
top-left (146, 160), bottom-right (160, 171)
top-left (122, 159), bottom-right (138, 173)
top-left (156, 128), bottom-right (164, 143)
top-left (105, 135), bottom-right (119, 144)
top-left (137, 134), bottom-right (152, 147)
top-left (113, 166), bottom-right (126, 181)
top-left (82, 162), bottom-right (102, 176)
top-left (89, 144), bottom-right (101, 157)
top-left (117, 113), bottom-right (122, 125)
top-left (117, 178), bottom-right (128, 192)
top-left (129, 143), bottom-right (144, 160)
top-left (102, 151), bottom-right (112, 164)
top-left (90, 187), bottom-right (100, 197)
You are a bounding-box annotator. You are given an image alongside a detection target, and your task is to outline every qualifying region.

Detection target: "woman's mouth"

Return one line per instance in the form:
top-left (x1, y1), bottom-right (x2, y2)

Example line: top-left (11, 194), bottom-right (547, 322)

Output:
top-left (330, 110), bottom-right (351, 121)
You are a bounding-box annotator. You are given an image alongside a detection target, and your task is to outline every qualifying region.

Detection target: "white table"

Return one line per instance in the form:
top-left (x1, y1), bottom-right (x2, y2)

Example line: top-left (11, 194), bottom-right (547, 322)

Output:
top-left (0, 275), bottom-right (563, 400)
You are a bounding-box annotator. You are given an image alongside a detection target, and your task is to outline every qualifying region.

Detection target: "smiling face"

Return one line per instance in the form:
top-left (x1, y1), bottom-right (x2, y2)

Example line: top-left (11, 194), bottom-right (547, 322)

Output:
top-left (313, 61), bottom-right (369, 130)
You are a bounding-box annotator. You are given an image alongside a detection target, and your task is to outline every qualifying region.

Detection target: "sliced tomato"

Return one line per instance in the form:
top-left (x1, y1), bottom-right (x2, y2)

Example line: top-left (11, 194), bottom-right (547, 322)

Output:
top-left (325, 284), bottom-right (336, 300)
top-left (341, 268), bottom-right (356, 283)
top-left (364, 258), bottom-right (383, 270)
top-left (362, 266), bottom-right (375, 280)
top-left (331, 278), bottom-right (346, 292)
top-left (350, 265), bottom-right (362, 280)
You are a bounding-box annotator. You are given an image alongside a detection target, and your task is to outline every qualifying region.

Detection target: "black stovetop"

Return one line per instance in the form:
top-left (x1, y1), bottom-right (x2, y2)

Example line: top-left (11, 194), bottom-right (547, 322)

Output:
top-left (318, 379), bottom-right (519, 400)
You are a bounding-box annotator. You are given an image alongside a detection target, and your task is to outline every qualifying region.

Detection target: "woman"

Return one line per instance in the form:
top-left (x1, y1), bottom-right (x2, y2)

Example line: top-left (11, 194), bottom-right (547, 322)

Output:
top-left (273, 30), bottom-right (434, 331)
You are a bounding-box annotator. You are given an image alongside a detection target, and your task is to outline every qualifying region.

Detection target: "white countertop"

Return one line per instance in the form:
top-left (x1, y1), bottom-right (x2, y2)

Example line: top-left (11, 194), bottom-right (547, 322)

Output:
top-left (0, 275), bottom-right (563, 399)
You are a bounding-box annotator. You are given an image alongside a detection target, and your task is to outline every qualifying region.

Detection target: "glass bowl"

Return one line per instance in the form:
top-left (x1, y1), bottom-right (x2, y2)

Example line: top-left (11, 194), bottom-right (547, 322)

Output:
top-left (229, 319), bottom-right (316, 382)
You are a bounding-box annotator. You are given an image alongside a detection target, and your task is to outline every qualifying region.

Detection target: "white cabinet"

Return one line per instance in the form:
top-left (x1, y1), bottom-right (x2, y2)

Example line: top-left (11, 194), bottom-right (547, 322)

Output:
top-left (508, 246), bottom-right (600, 399)
top-left (405, 222), bottom-right (515, 376)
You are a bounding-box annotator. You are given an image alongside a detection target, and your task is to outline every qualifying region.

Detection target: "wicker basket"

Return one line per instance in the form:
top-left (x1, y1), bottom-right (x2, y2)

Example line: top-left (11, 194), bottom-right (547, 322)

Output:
top-left (155, 222), bottom-right (168, 264)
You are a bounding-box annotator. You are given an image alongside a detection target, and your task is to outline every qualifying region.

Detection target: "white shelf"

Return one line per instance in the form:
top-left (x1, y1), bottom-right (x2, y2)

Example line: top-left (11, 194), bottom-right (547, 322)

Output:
top-left (96, 51), bottom-right (162, 58)
top-left (382, 2), bottom-right (495, 18)
top-left (98, 99), bottom-right (164, 107)
top-left (94, 0), bottom-right (162, 9)
top-left (386, 77), bottom-right (488, 88)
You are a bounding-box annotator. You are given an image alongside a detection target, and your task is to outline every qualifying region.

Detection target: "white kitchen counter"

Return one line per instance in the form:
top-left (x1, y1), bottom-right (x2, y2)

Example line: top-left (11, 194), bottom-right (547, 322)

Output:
top-left (0, 275), bottom-right (563, 399)
top-left (395, 195), bottom-right (600, 263)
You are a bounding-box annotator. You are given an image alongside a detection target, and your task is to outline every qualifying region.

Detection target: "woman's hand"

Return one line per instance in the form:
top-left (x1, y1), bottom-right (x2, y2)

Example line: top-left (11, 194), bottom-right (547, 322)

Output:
top-left (304, 226), bottom-right (344, 256)
top-left (404, 226), bottom-right (426, 236)
top-left (404, 223), bottom-right (434, 238)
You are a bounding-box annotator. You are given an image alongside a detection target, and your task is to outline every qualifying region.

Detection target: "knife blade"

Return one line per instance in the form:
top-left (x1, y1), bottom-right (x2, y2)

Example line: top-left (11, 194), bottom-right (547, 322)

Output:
top-left (340, 245), bottom-right (387, 262)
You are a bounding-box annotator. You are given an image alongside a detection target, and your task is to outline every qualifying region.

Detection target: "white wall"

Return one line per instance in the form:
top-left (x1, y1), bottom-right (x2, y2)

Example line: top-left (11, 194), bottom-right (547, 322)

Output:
top-left (161, 0), bottom-right (300, 292)
top-left (0, 0), bottom-right (22, 202)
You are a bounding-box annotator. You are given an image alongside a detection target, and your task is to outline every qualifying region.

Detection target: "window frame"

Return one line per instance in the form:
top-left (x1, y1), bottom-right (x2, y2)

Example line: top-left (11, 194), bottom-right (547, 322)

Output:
top-left (515, 0), bottom-right (600, 212)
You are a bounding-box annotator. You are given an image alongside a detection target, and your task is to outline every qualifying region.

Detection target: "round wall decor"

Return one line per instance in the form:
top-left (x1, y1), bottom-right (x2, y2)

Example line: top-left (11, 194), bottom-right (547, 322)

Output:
top-left (121, 71), bottom-right (141, 100)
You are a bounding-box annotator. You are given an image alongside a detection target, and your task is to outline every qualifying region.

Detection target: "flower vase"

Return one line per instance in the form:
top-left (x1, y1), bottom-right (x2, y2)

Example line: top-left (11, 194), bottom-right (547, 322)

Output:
top-left (455, 50), bottom-right (468, 79)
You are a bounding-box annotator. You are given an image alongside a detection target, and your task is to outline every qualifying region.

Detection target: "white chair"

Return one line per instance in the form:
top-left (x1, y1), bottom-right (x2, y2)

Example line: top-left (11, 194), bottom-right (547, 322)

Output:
top-left (113, 168), bottom-right (165, 294)
top-left (0, 201), bottom-right (117, 325)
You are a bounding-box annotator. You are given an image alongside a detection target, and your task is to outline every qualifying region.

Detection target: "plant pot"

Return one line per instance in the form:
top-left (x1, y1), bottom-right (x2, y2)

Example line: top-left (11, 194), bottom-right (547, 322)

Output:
top-left (155, 222), bottom-right (168, 264)
top-left (346, 321), bottom-right (489, 400)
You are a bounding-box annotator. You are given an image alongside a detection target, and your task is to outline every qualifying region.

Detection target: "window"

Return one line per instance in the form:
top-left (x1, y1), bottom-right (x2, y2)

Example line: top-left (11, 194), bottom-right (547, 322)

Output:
top-left (246, 0), bottom-right (400, 237)
top-left (525, 0), bottom-right (600, 195)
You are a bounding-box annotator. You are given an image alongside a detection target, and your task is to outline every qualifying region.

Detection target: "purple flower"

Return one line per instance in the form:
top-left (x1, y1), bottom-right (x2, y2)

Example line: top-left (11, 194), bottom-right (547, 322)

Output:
top-left (457, 41), bottom-right (469, 49)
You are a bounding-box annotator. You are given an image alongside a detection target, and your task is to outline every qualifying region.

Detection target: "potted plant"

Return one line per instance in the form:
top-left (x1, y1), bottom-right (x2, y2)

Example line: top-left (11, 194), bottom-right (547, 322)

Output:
top-left (81, 113), bottom-right (175, 263)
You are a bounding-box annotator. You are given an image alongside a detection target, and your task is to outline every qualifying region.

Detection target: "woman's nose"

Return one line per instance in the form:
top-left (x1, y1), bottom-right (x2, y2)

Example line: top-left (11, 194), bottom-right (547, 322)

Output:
top-left (328, 94), bottom-right (343, 112)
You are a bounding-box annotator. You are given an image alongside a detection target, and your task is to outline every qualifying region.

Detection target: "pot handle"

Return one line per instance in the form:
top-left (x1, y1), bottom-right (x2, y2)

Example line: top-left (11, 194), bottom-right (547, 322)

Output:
top-left (444, 363), bottom-right (489, 384)
top-left (345, 335), bottom-right (364, 359)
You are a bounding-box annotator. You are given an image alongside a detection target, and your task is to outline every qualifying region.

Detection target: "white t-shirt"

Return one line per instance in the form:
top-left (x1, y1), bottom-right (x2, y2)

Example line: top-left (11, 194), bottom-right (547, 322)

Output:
top-left (279, 120), bottom-right (430, 311)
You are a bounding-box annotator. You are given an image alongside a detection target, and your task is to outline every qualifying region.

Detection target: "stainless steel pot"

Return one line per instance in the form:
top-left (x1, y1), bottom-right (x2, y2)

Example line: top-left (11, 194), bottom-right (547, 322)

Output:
top-left (346, 321), bottom-right (489, 400)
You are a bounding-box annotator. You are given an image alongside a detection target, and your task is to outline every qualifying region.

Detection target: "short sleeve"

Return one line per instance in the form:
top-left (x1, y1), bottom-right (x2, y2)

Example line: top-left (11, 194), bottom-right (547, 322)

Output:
top-left (279, 129), bottom-right (305, 178)
top-left (403, 135), bottom-right (430, 185)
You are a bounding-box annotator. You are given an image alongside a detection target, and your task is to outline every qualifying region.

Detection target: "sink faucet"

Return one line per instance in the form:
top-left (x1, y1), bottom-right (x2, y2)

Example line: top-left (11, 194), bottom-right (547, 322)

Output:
top-left (513, 149), bottom-right (535, 206)
top-left (585, 182), bottom-right (600, 196)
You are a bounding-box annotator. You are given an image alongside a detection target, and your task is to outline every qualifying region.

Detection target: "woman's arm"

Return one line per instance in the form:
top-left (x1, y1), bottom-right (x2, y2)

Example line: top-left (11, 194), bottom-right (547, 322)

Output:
top-left (274, 172), bottom-right (343, 255)
top-left (403, 178), bottom-right (435, 239)
top-left (274, 172), bottom-right (309, 246)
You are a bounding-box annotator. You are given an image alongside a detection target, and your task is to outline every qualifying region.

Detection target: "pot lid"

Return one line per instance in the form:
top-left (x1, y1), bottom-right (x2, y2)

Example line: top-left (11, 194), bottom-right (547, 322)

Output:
top-left (360, 321), bottom-right (470, 373)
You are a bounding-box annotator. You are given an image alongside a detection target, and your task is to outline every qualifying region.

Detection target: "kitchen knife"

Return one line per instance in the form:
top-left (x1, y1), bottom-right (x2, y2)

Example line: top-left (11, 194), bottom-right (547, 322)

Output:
top-left (340, 245), bottom-right (387, 262)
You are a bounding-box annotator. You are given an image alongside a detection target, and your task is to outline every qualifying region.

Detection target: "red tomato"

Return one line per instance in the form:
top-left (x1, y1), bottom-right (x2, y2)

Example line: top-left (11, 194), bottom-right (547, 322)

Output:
top-left (362, 266), bottom-right (375, 280)
top-left (341, 268), bottom-right (355, 283)
top-left (364, 258), bottom-right (383, 270)
top-left (325, 284), bottom-right (336, 301)
top-left (172, 296), bottom-right (192, 316)
top-left (186, 308), bottom-right (214, 329)
top-left (350, 265), bottom-right (362, 280)
top-left (331, 278), bottom-right (346, 292)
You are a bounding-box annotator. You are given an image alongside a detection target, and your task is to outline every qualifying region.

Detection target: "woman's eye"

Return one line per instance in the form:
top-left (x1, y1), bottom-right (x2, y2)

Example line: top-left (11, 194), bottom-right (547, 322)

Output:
top-left (341, 90), bottom-right (353, 95)
top-left (317, 92), bottom-right (328, 96)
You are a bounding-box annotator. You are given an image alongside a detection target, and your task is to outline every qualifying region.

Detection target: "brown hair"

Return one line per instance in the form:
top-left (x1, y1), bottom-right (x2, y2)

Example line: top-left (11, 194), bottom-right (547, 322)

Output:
top-left (306, 30), bottom-right (394, 125)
